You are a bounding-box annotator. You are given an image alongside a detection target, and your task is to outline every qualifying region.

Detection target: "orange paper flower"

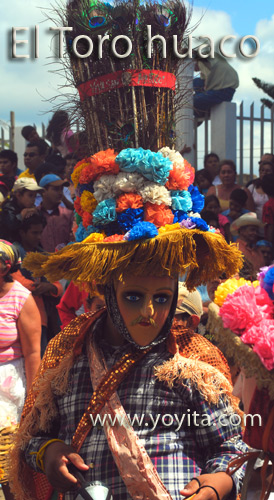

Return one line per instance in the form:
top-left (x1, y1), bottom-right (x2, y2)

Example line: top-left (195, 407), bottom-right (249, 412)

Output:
top-left (144, 202), bottom-right (174, 228)
top-left (165, 160), bottom-right (195, 190)
top-left (116, 193), bottom-right (143, 213)
top-left (104, 234), bottom-right (125, 242)
top-left (79, 149), bottom-right (119, 184)
top-left (74, 196), bottom-right (84, 217)
top-left (71, 159), bottom-right (91, 188)
top-left (82, 212), bottom-right (93, 229)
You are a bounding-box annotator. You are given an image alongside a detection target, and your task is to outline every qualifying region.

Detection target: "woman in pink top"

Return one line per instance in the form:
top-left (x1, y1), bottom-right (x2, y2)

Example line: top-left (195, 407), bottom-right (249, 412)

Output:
top-left (0, 240), bottom-right (41, 496)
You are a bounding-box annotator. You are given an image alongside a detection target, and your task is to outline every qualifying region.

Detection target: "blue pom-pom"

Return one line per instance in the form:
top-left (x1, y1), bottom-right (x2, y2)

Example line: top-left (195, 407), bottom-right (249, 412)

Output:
top-left (78, 181), bottom-right (94, 194)
top-left (93, 198), bottom-right (117, 226)
top-left (116, 148), bottom-right (172, 185)
top-left (117, 208), bottom-right (144, 232)
top-left (128, 221), bottom-right (158, 241)
top-left (188, 184), bottom-right (204, 213)
top-left (171, 190), bottom-right (192, 212)
top-left (173, 210), bottom-right (188, 223)
top-left (190, 217), bottom-right (209, 231)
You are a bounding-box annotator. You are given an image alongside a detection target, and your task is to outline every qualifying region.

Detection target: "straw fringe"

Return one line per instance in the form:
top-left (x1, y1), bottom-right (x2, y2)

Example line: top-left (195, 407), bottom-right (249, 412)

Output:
top-left (23, 229), bottom-right (243, 288)
top-left (154, 351), bottom-right (242, 416)
top-left (207, 302), bottom-right (274, 400)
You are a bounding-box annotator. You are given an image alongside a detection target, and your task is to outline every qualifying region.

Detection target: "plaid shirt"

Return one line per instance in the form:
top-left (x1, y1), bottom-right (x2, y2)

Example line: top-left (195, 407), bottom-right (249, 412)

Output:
top-left (25, 321), bottom-right (247, 499)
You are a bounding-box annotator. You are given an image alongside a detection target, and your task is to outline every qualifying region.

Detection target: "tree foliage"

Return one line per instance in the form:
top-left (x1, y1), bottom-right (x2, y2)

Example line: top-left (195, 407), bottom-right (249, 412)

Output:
top-left (253, 77), bottom-right (274, 109)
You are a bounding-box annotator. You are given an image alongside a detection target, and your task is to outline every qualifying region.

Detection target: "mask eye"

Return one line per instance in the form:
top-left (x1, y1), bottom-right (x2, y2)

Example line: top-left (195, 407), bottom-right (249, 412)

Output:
top-left (88, 15), bottom-right (106, 28)
top-left (154, 8), bottom-right (171, 27)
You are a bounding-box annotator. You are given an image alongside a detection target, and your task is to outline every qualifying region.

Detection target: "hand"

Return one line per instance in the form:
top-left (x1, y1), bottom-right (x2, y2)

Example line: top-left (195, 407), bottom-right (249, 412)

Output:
top-left (180, 472), bottom-right (233, 499)
top-left (43, 441), bottom-right (89, 493)
top-left (20, 207), bottom-right (38, 219)
top-left (32, 282), bottom-right (57, 296)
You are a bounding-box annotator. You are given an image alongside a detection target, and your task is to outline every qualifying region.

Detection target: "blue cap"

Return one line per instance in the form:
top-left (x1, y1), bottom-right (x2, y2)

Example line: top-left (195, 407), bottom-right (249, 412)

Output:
top-left (39, 174), bottom-right (69, 188)
top-left (256, 240), bottom-right (273, 248)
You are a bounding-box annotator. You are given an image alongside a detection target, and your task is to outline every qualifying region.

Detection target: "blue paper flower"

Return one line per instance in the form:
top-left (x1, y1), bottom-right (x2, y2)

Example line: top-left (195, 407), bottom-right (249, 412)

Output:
top-left (75, 223), bottom-right (100, 242)
top-left (117, 208), bottom-right (144, 232)
top-left (102, 221), bottom-right (123, 237)
top-left (262, 266), bottom-right (274, 300)
top-left (171, 190), bottom-right (192, 212)
top-left (128, 221), bottom-right (158, 241)
top-left (116, 148), bottom-right (172, 185)
top-left (188, 184), bottom-right (204, 213)
top-left (92, 198), bottom-right (117, 226)
top-left (190, 217), bottom-right (209, 231)
top-left (172, 210), bottom-right (188, 223)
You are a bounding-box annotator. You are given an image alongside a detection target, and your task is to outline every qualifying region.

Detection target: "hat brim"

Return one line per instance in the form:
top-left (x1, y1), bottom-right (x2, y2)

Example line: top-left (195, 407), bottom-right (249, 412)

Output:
top-left (231, 218), bottom-right (264, 235)
top-left (23, 228), bottom-right (243, 290)
top-left (47, 180), bottom-right (70, 187)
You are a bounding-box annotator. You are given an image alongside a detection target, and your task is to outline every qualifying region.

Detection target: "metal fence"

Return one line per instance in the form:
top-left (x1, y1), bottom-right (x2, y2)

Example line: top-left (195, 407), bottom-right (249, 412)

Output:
top-left (194, 102), bottom-right (274, 183)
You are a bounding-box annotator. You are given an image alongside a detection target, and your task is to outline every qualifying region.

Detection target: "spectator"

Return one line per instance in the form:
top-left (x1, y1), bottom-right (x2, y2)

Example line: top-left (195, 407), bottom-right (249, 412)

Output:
top-left (203, 194), bottom-right (230, 241)
top-left (173, 282), bottom-right (203, 330)
top-left (258, 152), bottom-right (274, 166)
top-left (262, 173), bottom-right (274, 246)
top-left (193, 53), bottom-right (239, 119)
top-left (21, 126), bottom-right (40, 143)
top-left (0, 149), bottom-right (21, 177)
top-left (0, 240), bottom-right (41, 497)
top-left (207, 160), bottom-right (254, 212)
top-left (13, 213), bottom-right (63, 352)
top-left (200, 209), bottom-right (220, 231)
top-left (46, 111), bottom-right (74, 157)
top-left (57, 282), bottom-right (105, 330)
top-left (222, 189), bottom-right (249, 223)
top-left (194, 168), bottom-right (212, 195)
top-left (203, 152), bottom-right (220, 185)
top-left (37, 174), bottom-right (74, 252)
top-left (255, 240), bottom-right (273, 267)
top-left (19, 139), bottom-right (48, 180)
top-left (34, 160), bottom-right (67, 207)
top-left (0, 175), bottom-right (15, 204)
top-left (247, 160), bottom-right (274, 226)
top-left (0, 178), bottom-right (43, 242)
top-left (231, 212), bottom-right (264, 273)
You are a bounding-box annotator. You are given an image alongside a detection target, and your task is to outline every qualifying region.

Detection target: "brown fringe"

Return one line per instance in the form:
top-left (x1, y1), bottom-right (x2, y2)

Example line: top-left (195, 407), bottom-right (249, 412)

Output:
top-left (207, 302), bottom-right (274, 400)
top-left (23, 229), bottom-right (243, 289)
top-left (154, 351), bottom-right (241, 417)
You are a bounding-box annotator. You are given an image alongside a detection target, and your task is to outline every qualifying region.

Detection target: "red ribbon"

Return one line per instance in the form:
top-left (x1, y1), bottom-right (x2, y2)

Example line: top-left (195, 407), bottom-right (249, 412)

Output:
top-left (77, 69), bottom-right (176, 100)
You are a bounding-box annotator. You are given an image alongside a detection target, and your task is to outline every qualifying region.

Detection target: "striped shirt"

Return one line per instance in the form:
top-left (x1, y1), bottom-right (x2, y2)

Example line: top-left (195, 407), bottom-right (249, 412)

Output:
top-left (0, 280), bottom-right (30, 362)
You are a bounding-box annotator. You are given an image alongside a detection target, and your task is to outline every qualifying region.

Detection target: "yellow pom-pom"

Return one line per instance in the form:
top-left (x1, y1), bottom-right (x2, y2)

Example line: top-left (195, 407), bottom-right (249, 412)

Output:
top-left (71, 160), bottom-right (90, 188)
top-left (214, 277), bottom-right (254, 307)
top-left (80, 191), bottom-right (97, 213)
top-left (83, 232), bottom-right (105, 243)
top-left (158, 223), bottom-right (181, 234)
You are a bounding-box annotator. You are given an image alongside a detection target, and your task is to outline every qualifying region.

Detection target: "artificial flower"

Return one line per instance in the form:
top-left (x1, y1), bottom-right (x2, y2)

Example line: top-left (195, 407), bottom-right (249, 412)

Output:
top-left (103, 234), bottom-right (125, 242)
top-left (171, 190), bottom-right (192, 212)
top-left (158, 223), bottom-right (181, 234)
top-left (75, 213), bottom-right (82, 226)
top-left (190, 217), bottom-right (209, 231)
top-left (117, 148), bottom-right (172, 185)
top-left (179, 218), bottom-right (196, 229)
top-left (166, 162), bottom-right (195, 191)
top-left (82, 212), bottom-right (93, 229)
top-left (173, 210), bottom-right (188, 224)
top-left (83, 232), bottom-right (105, 243)
top-left (113, 172), bottom-right (146, 194)
top-left (79, 149), bottom-right (119, 184)
top-left (93, 175), bottom-right (118, 202)
top-left (71, 159), bottom-right (90, 188)
top-left (128, 221), bottom-right (158, 241)
top-left (80, 191), bottom-right (97, 214)
top-left (144, 202), bottom-right (174, 228)
top-left (74, 196), bottom-right (84, 217)
top-left (102, 221), bottom-right (123, 237)
top-left (139, 183), bottom-right (172, 206)
top-left (92, 198), bottom-right (117, 226)
top-left (188, 185), bottom-right (205, 213)
top-left (78, 181), bottom-right (94, 194)
top-left (261, 265), bottom-right (274, 300)
top-left (241, 319), bottom-right (274, 370)
top-left (214, 278), bottom-right (256, 307)
top-left (117, 208), bottom-right (144, 232)
top-left (116, 193), bottom-right (143, 213)
top-left (219, 285), bottom-right (263, 335)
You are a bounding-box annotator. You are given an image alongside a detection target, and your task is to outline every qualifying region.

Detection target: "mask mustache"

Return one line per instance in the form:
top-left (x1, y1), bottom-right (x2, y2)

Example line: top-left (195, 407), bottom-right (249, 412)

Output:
top-left (131, 315), bottom-right (158, 327)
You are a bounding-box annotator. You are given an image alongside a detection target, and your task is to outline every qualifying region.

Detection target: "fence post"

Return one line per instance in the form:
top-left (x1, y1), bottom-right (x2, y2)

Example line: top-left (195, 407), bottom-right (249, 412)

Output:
top-left (10, 111), bottom-right (15, 151)
top-left (210, 102), bottom-right (237, 164)
top-left (175, 59), bottom-right (195, 166)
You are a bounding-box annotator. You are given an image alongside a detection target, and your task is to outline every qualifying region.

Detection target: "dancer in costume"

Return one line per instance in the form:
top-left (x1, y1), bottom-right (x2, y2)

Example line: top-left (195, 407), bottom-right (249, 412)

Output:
top-left (208, 271), bottom-right (274, 500)
top-left (9, 2), bottom-right (249, 499)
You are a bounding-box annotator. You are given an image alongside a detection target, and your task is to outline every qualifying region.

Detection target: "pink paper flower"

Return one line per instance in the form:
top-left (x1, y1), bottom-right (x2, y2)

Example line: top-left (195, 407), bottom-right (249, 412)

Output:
top-left (219, 285), bottom-right (263, 334)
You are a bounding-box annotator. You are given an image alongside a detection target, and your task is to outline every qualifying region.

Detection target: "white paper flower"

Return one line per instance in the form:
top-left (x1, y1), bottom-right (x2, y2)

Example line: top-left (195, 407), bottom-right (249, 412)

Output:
top-left (93, 175), bottom-right (117, 202)
top-left (113, 172), bottom-right (146, 194)
top-left (139, 182), bottom-right (172, 206)
top-left (158, 147), bottom-right (184, 167)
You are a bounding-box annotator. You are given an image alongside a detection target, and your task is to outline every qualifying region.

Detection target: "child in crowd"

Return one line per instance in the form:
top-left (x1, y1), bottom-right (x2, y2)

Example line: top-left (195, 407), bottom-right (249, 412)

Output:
top-left (255, 240), bottom-right (273, 266)
top-left (174, 282), bottom-right (203, 331)
top-left (222, 189), bottom-right (249, 223)
top-left (0, 177), bottom-right (43, 242)
top-left (200, 209), bottom-right (220, 231)
top-left (204, 195), bottom-right (230, 242)
top-left (194, 169), bottom-right (212, 195)
top-left (262, 173), bottom-right (274, 246)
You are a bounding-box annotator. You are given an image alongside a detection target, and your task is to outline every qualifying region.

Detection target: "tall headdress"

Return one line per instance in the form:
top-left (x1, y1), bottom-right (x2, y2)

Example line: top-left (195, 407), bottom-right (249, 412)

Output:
top-left (24, 0), bottom-right (243, 287)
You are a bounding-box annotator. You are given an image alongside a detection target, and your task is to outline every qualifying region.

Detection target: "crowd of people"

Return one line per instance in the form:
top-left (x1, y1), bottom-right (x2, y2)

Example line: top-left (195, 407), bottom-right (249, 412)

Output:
top-left (0, 116), bottom-right (274, 500)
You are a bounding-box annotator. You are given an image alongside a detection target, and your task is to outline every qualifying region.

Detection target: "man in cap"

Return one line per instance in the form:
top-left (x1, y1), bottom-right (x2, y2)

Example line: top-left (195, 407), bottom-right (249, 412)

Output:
top-left (174, 282), bottom-right (203, 330)
top-left (38, 174), bottom-right (74, 252)
top-left (231, 212), bottom-right (264, 273)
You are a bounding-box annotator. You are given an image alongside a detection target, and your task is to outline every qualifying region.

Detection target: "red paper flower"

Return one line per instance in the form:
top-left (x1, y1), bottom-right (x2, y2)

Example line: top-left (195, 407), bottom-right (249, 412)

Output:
top-left (79, 149), bottom-right (119, 184)
top-left (74, 196), bottom-right (84, 217)
top-left (144, 202), bottom-right (174, 228)
top-left (116, 193), bottom-right (143, 213)
top-left (82, 212), bottom-right (93, 229)
top-left (165, 160), bottom-right (195, 191)
top-left (103, 234), bottom-right (124, 242)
